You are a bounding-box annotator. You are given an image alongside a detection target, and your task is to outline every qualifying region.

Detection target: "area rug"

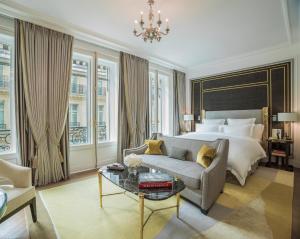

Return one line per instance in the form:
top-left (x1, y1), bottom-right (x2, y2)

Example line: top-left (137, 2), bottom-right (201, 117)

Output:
top-left (39, 167), bottom-right (293, 239)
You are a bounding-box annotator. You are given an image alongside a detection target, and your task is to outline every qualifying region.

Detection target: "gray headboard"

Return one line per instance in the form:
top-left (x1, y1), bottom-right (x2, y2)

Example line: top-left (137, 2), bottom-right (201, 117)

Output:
top-left (200, 108), bottom-right (269, 149)
top-left (205, 109), bottom-right (263, 124)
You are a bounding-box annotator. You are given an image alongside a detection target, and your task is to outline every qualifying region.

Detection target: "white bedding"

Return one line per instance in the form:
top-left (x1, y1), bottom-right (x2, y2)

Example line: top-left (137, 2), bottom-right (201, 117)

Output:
top-left (178, 131), bottom-right (266, 185)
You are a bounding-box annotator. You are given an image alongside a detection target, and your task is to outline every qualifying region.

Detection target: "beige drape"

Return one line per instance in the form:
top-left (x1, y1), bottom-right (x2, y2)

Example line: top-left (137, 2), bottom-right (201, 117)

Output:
top-left (48, 31), bottom-right (73, 182)
top-left (117, 52), bottom-right (149, 161)
top-left (15, 20), bottom-right (73, 186)
top-left (173, 70), bottom-right (186, 135)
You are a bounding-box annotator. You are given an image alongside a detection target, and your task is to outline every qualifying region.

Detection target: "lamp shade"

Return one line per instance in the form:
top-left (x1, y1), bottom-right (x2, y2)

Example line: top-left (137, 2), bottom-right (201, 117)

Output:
top-left (183, 114), bottom-right (194, 121)
top-left (277, 112), bottom-right (297, 122)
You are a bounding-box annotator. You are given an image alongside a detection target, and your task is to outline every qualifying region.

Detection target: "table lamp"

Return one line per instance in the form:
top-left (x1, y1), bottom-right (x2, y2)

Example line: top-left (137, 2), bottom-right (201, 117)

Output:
top-left (277, 112), bottom-right (297, 139)
top-left (183, 114), bottom-right (194, 132)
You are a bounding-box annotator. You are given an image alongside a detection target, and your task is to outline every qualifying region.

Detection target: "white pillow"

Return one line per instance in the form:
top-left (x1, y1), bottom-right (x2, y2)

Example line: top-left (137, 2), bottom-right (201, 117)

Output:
top-left (252, 124), bottom-right (264, 140)
top-left (195, 124), bottom-right (219, 133)
top-left (202, 119), bottom-right (225, 125)
top-left (227, 118), bottom-right (256, 125)
top-left (222, 125), bottom-right (254, 137)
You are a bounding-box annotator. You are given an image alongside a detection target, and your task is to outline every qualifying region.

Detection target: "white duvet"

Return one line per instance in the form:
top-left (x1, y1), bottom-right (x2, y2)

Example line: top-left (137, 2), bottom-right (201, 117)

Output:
top-left (178, 132), bottom-right (266, 186)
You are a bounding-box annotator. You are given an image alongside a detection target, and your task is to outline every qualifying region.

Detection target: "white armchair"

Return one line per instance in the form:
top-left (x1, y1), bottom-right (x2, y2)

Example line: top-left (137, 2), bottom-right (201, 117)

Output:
top-left (0, 159), bottom-right (36, 223)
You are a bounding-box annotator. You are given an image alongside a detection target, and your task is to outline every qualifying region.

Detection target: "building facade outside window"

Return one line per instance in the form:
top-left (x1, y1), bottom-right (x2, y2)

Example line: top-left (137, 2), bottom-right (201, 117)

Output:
top-left (0, 34), bottom-right (15, 154)
top-left (69, 54), bottom-right (91, 145)
top-left (149, 70), bottom-right (172, 135)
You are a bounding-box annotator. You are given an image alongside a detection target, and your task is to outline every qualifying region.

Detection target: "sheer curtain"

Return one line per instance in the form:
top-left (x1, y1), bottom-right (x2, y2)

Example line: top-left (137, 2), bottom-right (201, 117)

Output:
top-left (173, 70), bottom-right (186, 135)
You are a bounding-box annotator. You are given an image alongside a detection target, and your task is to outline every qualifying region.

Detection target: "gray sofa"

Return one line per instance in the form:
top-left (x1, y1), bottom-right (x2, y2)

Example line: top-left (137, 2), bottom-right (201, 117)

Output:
top-left (124, 134), bottom-right (229, 214)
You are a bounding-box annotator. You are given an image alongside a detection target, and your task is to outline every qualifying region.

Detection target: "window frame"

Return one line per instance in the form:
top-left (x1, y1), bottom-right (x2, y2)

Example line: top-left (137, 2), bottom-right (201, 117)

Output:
top-left (149, 66), bottom-right (173, 136)
top-left (69, 52), bottom-right (93, 147)
top-left (0, 31), bottom-right (16, 156)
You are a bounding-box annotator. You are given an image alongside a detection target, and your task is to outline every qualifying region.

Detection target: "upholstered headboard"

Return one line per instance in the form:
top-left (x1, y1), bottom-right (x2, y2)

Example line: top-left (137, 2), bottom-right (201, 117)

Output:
top-left (200, 107), bottom-right (269, 147)
top-left (204, 109), bottom-right (264, 124)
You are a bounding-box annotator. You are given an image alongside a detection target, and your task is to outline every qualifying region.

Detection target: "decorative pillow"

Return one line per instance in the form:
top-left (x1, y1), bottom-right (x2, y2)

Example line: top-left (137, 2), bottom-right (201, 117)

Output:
top-left (222, 125), bottom-right (254, 137)
top-left (252, 124), bottom-right (264, 140)
top-left (227, 118), bottom-right (256, 125)
top-left (196, 145), bottom-right (216, 168)
top-left (168, 147), bottom-right (187, 160)
top-left (144, 140), bottom-right (163, 155)
top-left (195, 124), bottom-right (219, 133)
top-left (202, 119), bottom-right (225, 125)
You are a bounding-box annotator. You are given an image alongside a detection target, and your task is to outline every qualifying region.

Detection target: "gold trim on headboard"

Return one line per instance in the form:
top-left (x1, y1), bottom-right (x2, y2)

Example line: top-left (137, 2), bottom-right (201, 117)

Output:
top-left (201, 110), bottom-right (206, 123)
top-left (262, 107), bottom-right (269, 150)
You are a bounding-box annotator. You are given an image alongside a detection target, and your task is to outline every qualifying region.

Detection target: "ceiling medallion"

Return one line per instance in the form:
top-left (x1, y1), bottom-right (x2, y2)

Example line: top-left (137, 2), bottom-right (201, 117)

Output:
top-left (133, 0), bottom-right (170, 43)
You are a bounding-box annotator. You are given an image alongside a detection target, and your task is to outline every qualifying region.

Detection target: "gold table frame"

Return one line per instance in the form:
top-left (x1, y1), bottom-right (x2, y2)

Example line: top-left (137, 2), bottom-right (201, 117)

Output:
top-left (98, 170), bottom-right (181, 239)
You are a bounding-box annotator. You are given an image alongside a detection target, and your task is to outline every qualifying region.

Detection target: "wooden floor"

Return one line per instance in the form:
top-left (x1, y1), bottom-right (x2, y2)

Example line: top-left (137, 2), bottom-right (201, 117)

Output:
top-left (1, 168), bottom-right (299, 239)
top-left (292, 167), bottom-right (300, 239)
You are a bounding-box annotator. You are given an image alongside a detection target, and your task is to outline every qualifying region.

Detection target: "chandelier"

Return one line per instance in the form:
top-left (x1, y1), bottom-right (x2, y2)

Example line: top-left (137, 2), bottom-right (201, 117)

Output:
top-left (133, 0), bottom-right (170, 43)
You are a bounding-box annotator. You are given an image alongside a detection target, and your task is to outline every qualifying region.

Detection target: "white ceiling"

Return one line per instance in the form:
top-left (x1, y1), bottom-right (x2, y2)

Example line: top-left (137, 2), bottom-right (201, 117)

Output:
top-left (3, 0), bottom-right (300, 69)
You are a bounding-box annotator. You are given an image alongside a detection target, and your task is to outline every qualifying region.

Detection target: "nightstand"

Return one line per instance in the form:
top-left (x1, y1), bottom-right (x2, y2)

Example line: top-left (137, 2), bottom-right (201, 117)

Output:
top-left (267, 138), bottom-right (293, 169)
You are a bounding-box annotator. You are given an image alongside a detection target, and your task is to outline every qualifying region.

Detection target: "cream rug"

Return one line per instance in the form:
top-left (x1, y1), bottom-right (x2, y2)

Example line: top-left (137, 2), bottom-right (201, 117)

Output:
top-left (39, 167), bottom-right (293, 239)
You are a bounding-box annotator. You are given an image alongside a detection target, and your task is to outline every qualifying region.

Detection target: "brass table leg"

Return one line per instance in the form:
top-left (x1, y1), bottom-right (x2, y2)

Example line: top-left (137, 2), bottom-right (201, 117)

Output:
top-left (139, 193), bottom-right (145, 239)
top-left (176, 193), bottom-right (180, 218)
top-left (98, 170), bottom-right (103, 208)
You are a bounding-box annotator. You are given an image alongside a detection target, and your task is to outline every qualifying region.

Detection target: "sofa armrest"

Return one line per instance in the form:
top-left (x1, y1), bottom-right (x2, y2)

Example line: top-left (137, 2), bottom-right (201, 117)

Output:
top-left (123, 133), bottom-right (157, 158)
top-left (200, 139), bottom-right (229, 211)
top-left (123, 144), bottom-right (148, 158)
top-left (0, 159), bottom-right (32, 188)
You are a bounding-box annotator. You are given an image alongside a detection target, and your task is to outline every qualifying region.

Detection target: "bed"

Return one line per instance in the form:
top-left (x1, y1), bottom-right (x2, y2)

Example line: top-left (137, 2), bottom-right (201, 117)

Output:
top-left (179, 108), bottom-right (269, 186)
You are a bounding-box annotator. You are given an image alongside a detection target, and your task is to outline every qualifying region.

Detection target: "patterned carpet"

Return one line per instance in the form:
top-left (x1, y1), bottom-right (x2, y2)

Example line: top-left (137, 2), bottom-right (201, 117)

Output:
top-left (37, 167), bottom-right (293, 239)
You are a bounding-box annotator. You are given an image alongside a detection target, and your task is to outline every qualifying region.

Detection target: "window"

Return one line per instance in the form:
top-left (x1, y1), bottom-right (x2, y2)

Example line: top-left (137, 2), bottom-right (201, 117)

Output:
top-left (0, 34), bottom-right (15, 154)
top-left (69, 104), bottom-right (78, 127)
top-left (149, 70), bottom-right (171, 135)
top-left (69, 53), bottom-right (91, 145)
top-left (97, 59), bottom-right (117, 143)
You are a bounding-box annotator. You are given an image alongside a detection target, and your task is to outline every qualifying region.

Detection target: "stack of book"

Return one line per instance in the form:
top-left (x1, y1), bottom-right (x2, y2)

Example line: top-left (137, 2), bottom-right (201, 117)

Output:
top-left (271, 150), bottom-right (286, 157)
top-left (138, 172), bottom-right (173, 189)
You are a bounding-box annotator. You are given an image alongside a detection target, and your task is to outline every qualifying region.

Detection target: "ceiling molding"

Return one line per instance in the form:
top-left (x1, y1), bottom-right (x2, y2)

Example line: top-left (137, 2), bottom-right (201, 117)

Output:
top-left (280, 0), bottom-right (292, 44)
top-left (187, 42), bottom-right (300, 79)
top-left (0, 1), bottom-right (185, 72)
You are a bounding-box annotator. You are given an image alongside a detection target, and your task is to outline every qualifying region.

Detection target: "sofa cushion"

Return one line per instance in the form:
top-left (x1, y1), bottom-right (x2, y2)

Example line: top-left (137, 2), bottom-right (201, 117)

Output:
top-left (168, 147), bottom-right (187, 160)
top-left (156, 134), bottom-right (219, 162)
top-left (0, 185), bottom-right (36, 216)
top-left (139, 154), bottom-right (204, 189)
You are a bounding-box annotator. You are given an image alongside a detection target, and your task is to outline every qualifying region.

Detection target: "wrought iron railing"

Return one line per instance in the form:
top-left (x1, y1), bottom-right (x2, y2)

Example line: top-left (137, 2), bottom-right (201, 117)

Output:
top-left (0, 129), bottom-right (11, 152)
top-left (69, 126), bottom-right (88, 144)
top-left (69, 123), bottom-right (107, 144)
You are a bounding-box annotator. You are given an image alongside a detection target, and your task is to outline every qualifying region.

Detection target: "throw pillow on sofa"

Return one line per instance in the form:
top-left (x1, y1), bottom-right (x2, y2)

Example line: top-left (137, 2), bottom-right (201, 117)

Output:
top-left (168, 147), bottom-right (187, 160)
top-left (196, 144), bottom-right (216, 168)
top-left (144, 140), bottom-right (163, 155)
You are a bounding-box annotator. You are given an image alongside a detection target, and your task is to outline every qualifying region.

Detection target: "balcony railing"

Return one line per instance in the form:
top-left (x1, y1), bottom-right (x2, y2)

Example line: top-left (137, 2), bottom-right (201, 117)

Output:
top-left (69, 126), bottom-right (88, 144)
top-left (69, 123), bottom-right (107, 144)
top-left (0, 129), bottom-right (11, 152)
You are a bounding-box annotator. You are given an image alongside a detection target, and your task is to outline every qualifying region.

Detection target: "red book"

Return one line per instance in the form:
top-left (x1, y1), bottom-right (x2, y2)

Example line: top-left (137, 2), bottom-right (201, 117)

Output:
top-left (138, 181), bottom-right (173, 189)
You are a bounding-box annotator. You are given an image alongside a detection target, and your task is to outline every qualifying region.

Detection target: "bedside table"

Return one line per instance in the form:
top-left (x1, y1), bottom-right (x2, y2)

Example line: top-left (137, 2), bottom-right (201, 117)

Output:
top-left (267, 138), bottom-right (293, 169)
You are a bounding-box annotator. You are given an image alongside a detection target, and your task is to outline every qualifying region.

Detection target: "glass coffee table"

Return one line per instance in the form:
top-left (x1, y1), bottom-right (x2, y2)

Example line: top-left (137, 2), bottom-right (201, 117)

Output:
top-left (0, 189), bottom-right (7, 219)
top-left (98, 166), bottom-right (185, 239)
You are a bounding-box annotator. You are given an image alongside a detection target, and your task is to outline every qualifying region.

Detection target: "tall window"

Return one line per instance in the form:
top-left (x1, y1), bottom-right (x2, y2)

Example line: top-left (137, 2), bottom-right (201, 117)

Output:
top-left (97, 59), bottom-right (117, 143)
top-left (69, 53), bottom-right (91, 145)
top-left (0, 34), bottom-right (15, 153)
top-left (149, 70), bottom-right (171, 135)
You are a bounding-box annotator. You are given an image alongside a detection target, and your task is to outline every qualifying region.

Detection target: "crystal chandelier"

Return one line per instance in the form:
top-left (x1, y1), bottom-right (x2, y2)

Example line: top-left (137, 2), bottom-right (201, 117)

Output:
top-left (133, 0), bottom-right (170, 43)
